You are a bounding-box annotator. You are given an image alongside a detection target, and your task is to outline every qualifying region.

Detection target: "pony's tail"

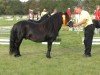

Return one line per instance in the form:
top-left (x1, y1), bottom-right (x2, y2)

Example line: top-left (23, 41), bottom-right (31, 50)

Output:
top-left (9, 25), bottom-right (17, 55)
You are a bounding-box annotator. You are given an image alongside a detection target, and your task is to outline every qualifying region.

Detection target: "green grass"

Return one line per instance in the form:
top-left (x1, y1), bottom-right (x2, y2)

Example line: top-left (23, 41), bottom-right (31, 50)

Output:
top-left (0, 27), bottom-right (100, 75)
top-left (0, 15), bottom-right (23, 26)
top-left (0, 19), bottom-right (16, 26)
top-left (0, 19), bottom-right (19, 26)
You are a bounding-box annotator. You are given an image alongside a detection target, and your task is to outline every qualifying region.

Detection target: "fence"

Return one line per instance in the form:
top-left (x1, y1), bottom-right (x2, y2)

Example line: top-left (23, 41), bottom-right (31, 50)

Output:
top-left (82, 37), bottom-right (100, 45)
top-left (0, 26), bottom-right (12, 45)
top-left (0, 26), bottom-right (100, 45)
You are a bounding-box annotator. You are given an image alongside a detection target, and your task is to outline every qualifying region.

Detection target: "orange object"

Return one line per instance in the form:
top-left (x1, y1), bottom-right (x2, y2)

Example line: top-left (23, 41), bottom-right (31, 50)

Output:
top-left (62, 14), bottom-right (67, 26)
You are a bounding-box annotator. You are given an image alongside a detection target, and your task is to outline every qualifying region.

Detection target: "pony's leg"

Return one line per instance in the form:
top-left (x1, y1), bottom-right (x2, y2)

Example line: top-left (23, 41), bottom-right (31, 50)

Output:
top-left (14, 39), bottom-right (23, 57)
top-left (46, 41), bottom-right (52, 58)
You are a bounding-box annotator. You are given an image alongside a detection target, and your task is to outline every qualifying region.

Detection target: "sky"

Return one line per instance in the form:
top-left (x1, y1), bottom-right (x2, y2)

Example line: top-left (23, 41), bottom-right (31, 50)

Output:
top-left (20, 0), bottom-right (29, 2)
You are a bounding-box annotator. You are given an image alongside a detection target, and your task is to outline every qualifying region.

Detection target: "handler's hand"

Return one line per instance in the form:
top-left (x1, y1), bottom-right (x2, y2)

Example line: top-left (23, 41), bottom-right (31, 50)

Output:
top-left (73, 24), bottom-right (78, 27)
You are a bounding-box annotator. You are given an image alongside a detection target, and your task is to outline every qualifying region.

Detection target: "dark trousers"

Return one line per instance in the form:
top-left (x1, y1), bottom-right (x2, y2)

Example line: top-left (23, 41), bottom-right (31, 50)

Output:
top-left (84, 24), bottom-right (95, 55)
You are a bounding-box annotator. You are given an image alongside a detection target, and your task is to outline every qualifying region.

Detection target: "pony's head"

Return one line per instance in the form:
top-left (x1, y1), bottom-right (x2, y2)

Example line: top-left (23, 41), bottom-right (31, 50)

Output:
top-left (61, 12), bottom-right (71, 26)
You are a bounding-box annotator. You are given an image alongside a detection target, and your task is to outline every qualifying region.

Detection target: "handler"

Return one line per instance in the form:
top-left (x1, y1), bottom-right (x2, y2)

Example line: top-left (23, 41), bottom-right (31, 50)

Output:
top-left (73, 5), bottom-right (95, 57)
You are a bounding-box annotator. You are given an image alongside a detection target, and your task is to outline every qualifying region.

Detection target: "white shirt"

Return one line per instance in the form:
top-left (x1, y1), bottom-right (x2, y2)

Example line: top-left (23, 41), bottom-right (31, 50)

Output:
top-left (79, 10), bottom-right (93, 27)
top-left (41, 11), bottom-right (47, 17)
top-left (74, 14), bottom-right (80, 23)
top-left (29, 13), bottom-right (33, 20)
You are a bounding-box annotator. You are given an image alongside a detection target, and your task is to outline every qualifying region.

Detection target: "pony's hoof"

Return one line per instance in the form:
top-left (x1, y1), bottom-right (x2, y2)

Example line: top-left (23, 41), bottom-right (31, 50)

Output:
top-left (14, 54), bottom-right (21, 57)
top-left (46, 55), bottom-right (51, 58)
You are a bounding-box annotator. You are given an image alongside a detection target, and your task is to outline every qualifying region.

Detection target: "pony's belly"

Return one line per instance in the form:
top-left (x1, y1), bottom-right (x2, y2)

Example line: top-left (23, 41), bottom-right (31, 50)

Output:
top-left (29, 35), bottom-right (46, 42)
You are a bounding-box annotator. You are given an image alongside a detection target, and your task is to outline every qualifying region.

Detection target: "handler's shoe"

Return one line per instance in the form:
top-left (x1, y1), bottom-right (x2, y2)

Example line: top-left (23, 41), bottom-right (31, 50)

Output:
top-left (84, 54), bottom-right (91, 57)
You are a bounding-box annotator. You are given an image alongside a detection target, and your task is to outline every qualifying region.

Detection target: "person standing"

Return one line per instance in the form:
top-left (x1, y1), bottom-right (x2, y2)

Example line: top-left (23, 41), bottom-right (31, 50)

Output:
top-left (94, 5), bottom-right (100, 20)
top-left (41, 9), bottom-right (48, 17)
top-left (93, 5), bottom-right (100, 33)
top-left (66, 8), bottom-right (71, 17)
top-left (73, 5), bottom-right (95, 57)
top-left (51, 8), bottom-right (58, 15)
top-left (28, 9), bottom-right (34, 20)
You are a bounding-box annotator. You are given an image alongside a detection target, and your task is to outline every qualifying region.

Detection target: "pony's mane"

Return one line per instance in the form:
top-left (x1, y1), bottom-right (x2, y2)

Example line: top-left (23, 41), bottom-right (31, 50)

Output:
top-left (46, 12), bottom-right (62, 22)
top-left (29, 12), bottom-right (62, 25)
top-left (50, 12), bottom-right (62, 18)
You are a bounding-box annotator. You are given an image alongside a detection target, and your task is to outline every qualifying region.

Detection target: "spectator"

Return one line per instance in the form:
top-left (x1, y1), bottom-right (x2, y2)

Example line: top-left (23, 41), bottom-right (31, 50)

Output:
top-left (73, 5), bottom-right (95, 57)
top-left (51, 8), bottom-right (58, 15)
top-left (28, 9), bottom-right (34, 20)
top-left (94, 5), bottom-right (100, 20)
top-left (66, 8), bottom-right (71, 17)
top-left (93, 5), bottom-right (100, 34)
top-left (41, 9), bottom-right (48, 17)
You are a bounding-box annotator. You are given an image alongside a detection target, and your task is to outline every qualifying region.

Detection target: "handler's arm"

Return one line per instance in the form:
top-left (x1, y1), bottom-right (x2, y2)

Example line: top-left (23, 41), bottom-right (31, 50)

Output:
top-left (74, 19), bottom-right (87, 27)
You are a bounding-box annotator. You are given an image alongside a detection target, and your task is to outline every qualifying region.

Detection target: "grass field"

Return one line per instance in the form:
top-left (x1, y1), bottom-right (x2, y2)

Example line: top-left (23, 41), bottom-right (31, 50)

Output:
top-left (0, 17), bottom-right (100, 75)
top-left (0, 26), bottom-right (100, 75)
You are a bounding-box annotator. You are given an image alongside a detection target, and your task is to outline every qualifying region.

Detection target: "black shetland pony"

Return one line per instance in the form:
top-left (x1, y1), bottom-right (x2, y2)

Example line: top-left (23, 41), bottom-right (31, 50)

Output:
top-left (9, 12), bottom-right (70, 58)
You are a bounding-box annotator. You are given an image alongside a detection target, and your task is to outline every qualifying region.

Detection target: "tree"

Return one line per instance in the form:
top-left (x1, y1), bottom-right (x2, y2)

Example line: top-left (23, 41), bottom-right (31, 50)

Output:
top-left (0, 0), bottom-right (100, 15)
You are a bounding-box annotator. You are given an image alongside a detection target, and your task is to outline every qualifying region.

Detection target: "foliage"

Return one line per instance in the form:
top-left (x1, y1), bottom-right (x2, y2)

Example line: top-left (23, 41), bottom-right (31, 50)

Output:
top-left (0, 0), bottom-right (99, 15)
top-left (82, 0), bottom-right (100, 13)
